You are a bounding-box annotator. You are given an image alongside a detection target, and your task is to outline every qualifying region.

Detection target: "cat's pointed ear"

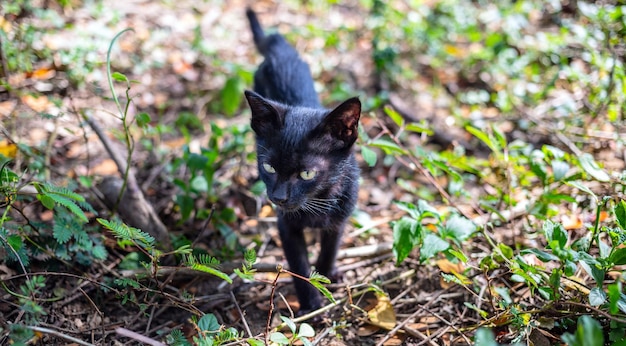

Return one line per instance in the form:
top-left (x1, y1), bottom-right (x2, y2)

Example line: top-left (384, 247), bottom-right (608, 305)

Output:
top-left (323, 97), bottom-right (361, 148)
top-left (245, 90), bottom-right (284, 136)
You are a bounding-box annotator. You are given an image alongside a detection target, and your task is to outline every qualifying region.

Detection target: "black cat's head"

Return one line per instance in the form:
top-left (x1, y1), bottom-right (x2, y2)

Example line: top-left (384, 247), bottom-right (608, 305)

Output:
top-left (244, 90), bottom-right (361, 213)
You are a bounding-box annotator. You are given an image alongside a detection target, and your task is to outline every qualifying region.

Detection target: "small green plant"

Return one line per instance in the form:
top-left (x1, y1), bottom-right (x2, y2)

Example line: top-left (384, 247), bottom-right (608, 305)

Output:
top-left (166, 313), bottom-right (241, 346)
top-left (392, 200), bottom-right (476, 265)
top-left (270, 316), bottom-right (315, 346)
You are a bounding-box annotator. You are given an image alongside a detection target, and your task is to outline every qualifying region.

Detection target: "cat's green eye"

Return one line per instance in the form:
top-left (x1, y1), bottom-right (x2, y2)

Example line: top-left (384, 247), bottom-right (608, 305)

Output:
top-left (299, 170), bottom-right (317, 180)
top-left (262, 163), bottom-right (276, 173)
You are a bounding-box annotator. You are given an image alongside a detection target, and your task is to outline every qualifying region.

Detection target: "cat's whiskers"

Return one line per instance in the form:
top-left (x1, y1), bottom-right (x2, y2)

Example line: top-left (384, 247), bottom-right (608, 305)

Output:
top-left (300, 197), bottom-right (340, 216)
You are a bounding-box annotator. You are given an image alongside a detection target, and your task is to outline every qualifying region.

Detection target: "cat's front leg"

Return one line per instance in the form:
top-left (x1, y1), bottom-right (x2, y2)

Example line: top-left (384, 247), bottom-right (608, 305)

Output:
top-left (315, 222), bottom-right (344, 282)
top-left (278, 215), bottom-right (321, 313)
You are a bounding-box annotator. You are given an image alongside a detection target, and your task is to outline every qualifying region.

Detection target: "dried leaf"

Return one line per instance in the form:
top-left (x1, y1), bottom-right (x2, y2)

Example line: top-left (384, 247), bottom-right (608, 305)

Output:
top-left (367, 295), bottom-right (396, 330)
top-left (562, 214), bottom-right (583, 230)
top-left (21, 94), bottom-right (52, 112)
top-left (436, 258), bottom-right (465, 273)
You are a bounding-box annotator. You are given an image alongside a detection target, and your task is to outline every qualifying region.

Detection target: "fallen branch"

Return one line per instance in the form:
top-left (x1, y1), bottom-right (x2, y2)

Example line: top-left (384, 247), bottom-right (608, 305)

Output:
top-left (84, 115), bottom-right (171, 249)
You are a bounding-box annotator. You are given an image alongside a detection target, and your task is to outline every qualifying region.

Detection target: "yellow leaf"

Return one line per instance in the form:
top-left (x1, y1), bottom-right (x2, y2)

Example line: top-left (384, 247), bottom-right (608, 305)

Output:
top-left (436, 259), bottom-right (465, 274)
top-left (443, 44), bottom-right (465, 57)
top-left (367, 294), bottom-right (396, 330)
top-left (0, 140), bottom-right (17, 158)
top-left (21, 94), bottom-right (52, 112)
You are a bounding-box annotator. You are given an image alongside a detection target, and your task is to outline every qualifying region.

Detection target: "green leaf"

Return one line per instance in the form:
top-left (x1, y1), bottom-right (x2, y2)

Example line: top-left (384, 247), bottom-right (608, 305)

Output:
top-left (588, 287), bottom-right (606, 306)
top-left (190, 263), bottom-right (232, 283)
top-left (298, 323), bottom-right (315, 338)
top-left (443, 214), bottom-right (476, 242)
top-left (567, 181), bottom-right (597, 200)
top-left (420, 233), bottom-right (449, 262)
top-left (610, 247), bottom-right (626, 266)
top-left (474, 328), bottom-right (498, 346)
top-left (7, 234), bottom-right (23, 251)
top-left (111, 72), bottom-right (128, 82)
top-left (498, 243), bottom-right (514, 260)
top-left (38, 194), bottom-right (55, 209)
top-left (136, 112), bottom-right (151, 127)
top-left (405, 123), bottom-right (433, 135)
top-left (392, 217), bottom-right (419, 264)
top-left (280, 316), bottom-right (297, 334)
top-left (190, 175), bottom-right (208, 193)
top-left (543, 220), bottom-right (567, 250)
top-left (369, 138), bottom-right (407, 155)
top-left (246, 339), bottom-right (265, 346)
top-left (551, 160), bottom-right (570, 181)
top-left (221, 77), bottom-right (242, 116)
top-left (384, 106), bottom-right (404, 127)
top-left (270, 332), bottom-right (290, 344)
top-left (561, 315), bottom-right (604, 346)
top-left (52, 219), bottom-right (73, 244)
top-left (465, 125), bottom-right (499, 153)
top-left (197, 313), bottom-right (220, 332)
top-left (361, 146), bottom-right (378, 167)
top-left (615, 200), bottom-right (626, 230)
top-left (578, 153), bottom-right (610, 182)
top-left (521, 248), bottom-right (559, 262)
top-left (91, 244), bottom-right (108, 260)
top-left (310, 272), bottom-right (335, 304)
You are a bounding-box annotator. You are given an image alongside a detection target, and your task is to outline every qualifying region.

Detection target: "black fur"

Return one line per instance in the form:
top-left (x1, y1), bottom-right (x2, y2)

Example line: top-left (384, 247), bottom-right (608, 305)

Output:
top-left (244, 8), bottom-right (361, 313)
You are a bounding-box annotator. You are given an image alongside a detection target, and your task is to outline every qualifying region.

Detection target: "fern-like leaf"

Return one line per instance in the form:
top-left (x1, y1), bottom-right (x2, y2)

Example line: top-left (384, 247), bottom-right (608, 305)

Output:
top-left (97, 218), bottom-right (155, 249)
top-left (38, 183), bottom-right (85, 203)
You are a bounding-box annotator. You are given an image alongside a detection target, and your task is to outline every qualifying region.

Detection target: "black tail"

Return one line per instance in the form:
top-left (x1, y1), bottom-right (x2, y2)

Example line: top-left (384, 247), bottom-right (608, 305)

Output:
top-left (246, 8), bottom-right (265, 53)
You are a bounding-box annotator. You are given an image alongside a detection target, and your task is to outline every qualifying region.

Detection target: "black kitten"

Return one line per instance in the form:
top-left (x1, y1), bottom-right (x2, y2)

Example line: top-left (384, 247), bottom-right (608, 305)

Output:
top-left (244, 8), bottom-right (361, 313)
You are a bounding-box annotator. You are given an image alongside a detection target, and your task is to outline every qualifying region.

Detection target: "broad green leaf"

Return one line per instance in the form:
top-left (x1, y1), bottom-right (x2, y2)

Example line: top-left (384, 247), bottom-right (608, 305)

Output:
top-left (578, 153), bottom-right (610, 182)
top-left (567, 181), bottom-right (597, 200)
top-left (498, 243), bottom-right (514, 260)
top-left (474, 330), bottom-right (500, 346)
top-left (493, 286), bottom-right (512, 304)
top-left (270, 332), bottom-right (290, 344)
top-left (38, 194), bottom-right (55, 210)
top-left (392, 217), bottom-right (419, 264)
top-left (197, 313), bottom-right (220, 332)
top-left (394, 201), bottom-right (420, 219)
top-left (420, 233), bottom-right (449, 262)
top-left (361, 146), bottom-right (377, 167)
top-left (615, 200), bottom-right (626, 230)
top-left (561, 315), bottom-right (604, 346)
top-left (190, 175), bottom-right (208, 193)
top-left (588, 287), bottom-right (606, 306)
top-left (551, 160), bottom-right (570, 181)
top-left (298, 323), bottom-right (315, 337)
top-left (610, 247), bottom-right (626, 266)
top-left (443, 214), bottom-right (476, 242)
top-left (136, 112), bottom-right (151, 127)
top-left (221, 77), bottom-right (243, 116)
top-left (543, 220), bottom-right (567, 250)
top-left (608, 283), bottom-right (622, 314)
top-left (7, 234), bottom-right (23, 251)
